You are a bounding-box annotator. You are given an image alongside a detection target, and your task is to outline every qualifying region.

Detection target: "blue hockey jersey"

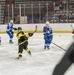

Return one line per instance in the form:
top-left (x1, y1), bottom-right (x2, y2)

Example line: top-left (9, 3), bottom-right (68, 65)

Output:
top-left (43, 26), bottom-right (53, 36)
top-left (6, 23), bottom-right (13, 32)
top-left (43, 26), bottom-right (53, 49)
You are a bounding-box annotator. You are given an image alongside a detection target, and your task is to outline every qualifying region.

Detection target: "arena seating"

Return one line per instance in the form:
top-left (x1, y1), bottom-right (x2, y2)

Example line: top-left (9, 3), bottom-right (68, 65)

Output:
top-left (14, 0), bottom-right (74, 23)
top-left (0, 0), bottom-right (6, 24)
top-left (15, 0), bottom-right (52, 23)
top-left (0, 0), bottom-right (74, 24)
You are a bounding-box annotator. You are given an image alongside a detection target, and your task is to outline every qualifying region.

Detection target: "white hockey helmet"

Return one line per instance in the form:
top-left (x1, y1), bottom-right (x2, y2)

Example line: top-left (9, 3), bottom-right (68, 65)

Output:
top-left (10, 20), bottom-right (13, 23)
top-left (46, 21), bottom-right (49, 25)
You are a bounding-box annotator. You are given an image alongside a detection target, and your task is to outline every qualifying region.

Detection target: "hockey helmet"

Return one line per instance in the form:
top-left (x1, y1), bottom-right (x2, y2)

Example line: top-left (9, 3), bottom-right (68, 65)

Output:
top-left (46, 21), bottom-right (49, 25)
top-left (10, 20), bottom-right (13, 23)
top-left (18, 27), bottom-right (22, 30)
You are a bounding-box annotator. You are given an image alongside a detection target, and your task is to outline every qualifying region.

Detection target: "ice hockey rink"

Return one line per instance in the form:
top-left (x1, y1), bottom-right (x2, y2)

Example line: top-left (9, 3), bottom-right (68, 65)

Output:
top-left (0, 33), bottom-right (74, 75)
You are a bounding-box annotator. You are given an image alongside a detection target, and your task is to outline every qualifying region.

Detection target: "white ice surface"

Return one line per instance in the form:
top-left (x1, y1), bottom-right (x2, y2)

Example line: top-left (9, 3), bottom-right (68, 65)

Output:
top-left (0, 33), bottom-right (74, 75)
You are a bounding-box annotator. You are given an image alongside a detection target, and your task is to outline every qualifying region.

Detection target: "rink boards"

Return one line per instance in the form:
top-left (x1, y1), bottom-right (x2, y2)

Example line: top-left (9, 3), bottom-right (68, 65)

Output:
top-left (0, 23), bottom-right (74, 34)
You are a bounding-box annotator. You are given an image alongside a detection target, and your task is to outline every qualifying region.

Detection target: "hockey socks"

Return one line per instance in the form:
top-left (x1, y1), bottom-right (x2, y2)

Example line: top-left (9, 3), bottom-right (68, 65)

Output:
top-left (25, 48), bottom-right (32, 55)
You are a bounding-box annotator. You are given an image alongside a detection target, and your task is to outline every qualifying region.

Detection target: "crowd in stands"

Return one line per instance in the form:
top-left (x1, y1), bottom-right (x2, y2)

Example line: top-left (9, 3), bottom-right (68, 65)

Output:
top-left (0, 0), bottom-right (74, 24)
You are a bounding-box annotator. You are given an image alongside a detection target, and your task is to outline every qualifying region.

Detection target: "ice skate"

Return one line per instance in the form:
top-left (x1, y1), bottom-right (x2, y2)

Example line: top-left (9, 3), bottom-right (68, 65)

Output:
top-left (16, 56), bottom-right (22, 59)
top-left (44, 46), bottom-right (46, 49)
top-left (47, 46), bottom-right (50, 49)
top-left (9, 40), bottom-right (14, 44)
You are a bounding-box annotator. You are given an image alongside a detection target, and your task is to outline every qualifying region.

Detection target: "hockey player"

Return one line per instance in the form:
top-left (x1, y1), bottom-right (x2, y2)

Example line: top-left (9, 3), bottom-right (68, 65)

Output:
top-left (16, 27), bottom-right (33, 59)
top-left (6, 20), bottom-right (17, 43)
top-left (43, 21), bottom-right (53, 49)
top-left (72, 29), bottom-right (74, 34)
top-left (70, 25), bottom-right (74, 34)
top-left (52, 42), bottom-right (74, 75)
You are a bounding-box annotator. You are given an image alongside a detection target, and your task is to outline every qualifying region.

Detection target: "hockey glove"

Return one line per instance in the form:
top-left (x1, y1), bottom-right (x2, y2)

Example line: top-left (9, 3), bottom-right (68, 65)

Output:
top-left (44, 34), bottom-right (46, 39)
top-left (13, 28), bottom-right (17, 30)
top-left (28, 33), bottom-right (33, 37)
top-left (11, 31), bottom-right (14, 34)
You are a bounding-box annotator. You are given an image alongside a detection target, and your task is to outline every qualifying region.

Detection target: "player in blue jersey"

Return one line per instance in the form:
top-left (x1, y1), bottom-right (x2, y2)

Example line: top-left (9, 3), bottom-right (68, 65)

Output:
top-left (43, 21), bottom-right (53, 49)
top-left (6, 20), bottom-right (17, 44)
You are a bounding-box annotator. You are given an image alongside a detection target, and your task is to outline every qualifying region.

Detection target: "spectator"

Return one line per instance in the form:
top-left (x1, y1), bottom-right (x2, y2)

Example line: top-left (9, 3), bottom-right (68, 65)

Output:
top-left (59, 2), bottom-right (64, 10)
top-left (58, 13), bottom-right (65, 22)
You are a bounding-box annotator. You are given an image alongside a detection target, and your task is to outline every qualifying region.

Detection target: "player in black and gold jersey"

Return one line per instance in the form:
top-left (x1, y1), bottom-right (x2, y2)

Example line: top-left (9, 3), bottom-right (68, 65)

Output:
top-left (16, 27), bottom-right (33, 59)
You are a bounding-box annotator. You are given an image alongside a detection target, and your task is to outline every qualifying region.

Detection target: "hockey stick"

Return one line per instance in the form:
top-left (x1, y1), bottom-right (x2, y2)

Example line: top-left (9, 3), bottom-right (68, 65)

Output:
top-left (33, 25), bottom-right (37, 33)
top-left (52, 42), bottom-right (66, 51)
top-left (70, 25), bottom-right (74, 30)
